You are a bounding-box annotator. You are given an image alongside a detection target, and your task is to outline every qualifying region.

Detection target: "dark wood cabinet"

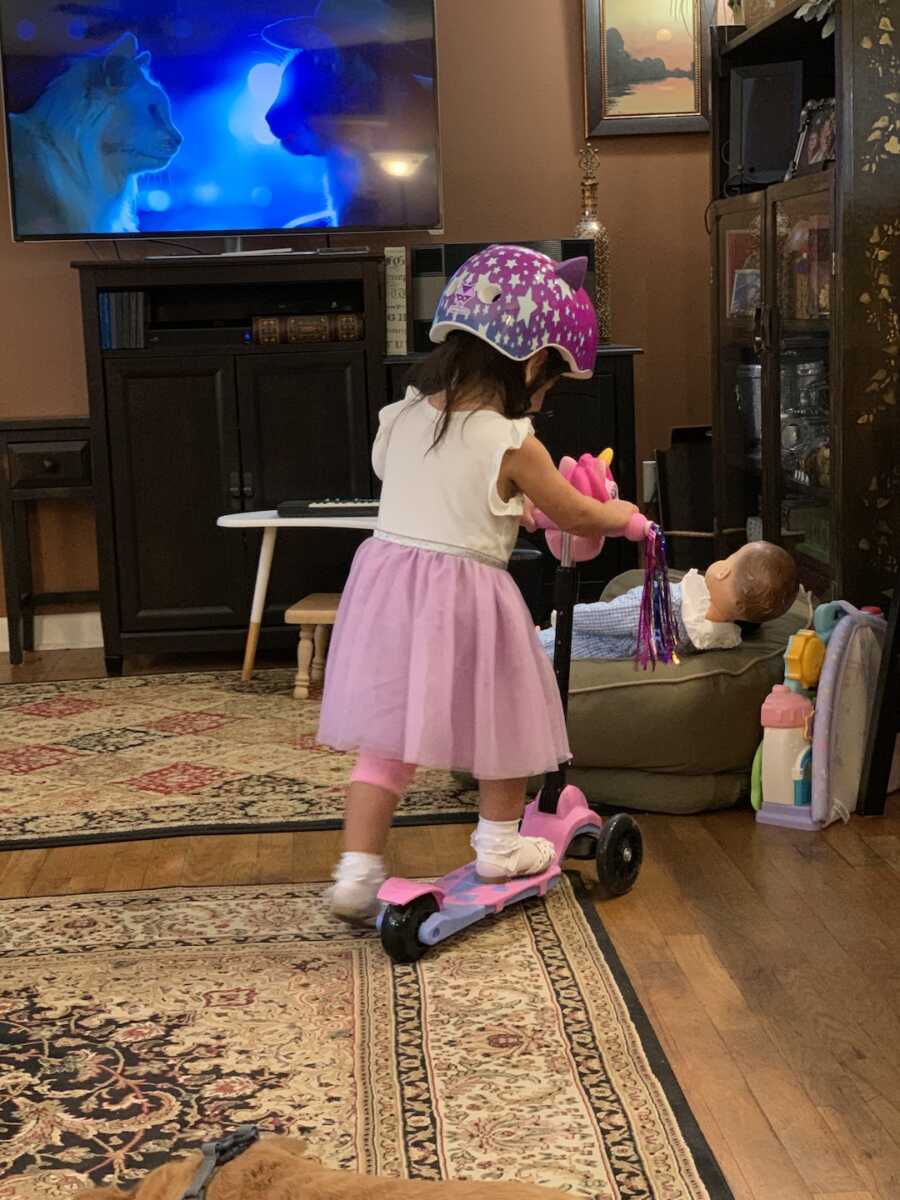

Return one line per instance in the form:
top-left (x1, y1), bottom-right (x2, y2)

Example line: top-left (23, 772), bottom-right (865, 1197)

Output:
top-left (235, 350), bottom-right (371, 622)
top-left (236, 351), bottom-right (370, 505)
top-left (75, 253), bottom-right (386, 671)
top-left (104, 355), bottom-right (247, 633)
top-left (709, 5), bottom-right (900, 607)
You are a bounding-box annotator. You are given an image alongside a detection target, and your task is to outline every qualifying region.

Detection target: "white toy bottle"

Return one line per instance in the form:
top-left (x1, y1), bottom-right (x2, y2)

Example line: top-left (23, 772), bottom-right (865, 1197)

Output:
top-left (757, 685), bottom-right (814, 827)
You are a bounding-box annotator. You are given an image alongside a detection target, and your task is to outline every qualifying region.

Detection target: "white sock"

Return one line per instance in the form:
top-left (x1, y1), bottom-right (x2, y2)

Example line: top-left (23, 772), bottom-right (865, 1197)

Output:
top-left (471, 817), bottom-right (555, 881)
top-left (471, 817), bottom-right (521, 854)
top-left (334, 851), bottom-right (385, 883)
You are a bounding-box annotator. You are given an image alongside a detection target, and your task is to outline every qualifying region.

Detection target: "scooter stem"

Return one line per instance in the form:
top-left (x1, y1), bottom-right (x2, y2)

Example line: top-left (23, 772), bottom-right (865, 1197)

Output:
top-left (541, 532), bottom-right (576, 813)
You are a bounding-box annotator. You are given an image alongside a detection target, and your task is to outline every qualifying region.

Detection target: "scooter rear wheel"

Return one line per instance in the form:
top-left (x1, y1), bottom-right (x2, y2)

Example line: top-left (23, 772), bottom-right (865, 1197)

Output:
top-left (595, 814), bottom-right (642, 897)
top-left (380, 894), bottom-right (439, 964)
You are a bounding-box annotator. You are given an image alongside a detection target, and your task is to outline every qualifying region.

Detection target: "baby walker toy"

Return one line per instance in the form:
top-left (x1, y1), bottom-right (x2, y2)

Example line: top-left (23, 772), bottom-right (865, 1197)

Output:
top-left (377, 450), bottom-right (677, 964)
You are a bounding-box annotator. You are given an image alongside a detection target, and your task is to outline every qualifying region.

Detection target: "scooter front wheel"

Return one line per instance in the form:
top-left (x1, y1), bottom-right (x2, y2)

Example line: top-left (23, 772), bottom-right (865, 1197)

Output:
top-left (595, 814), bottom-right (642, 897)
top-left (380, 894), bottom-right (439, 964)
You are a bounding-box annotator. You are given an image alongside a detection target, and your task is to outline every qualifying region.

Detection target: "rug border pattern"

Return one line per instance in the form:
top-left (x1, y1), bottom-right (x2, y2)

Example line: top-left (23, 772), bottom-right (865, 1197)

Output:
top-left (0, 876), bottom-right (734, 1200)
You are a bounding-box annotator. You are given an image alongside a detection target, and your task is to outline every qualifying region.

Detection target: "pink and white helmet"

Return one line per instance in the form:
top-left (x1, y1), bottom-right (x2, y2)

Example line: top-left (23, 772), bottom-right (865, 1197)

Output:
top-left (429, 245), bottom-right (598, 379)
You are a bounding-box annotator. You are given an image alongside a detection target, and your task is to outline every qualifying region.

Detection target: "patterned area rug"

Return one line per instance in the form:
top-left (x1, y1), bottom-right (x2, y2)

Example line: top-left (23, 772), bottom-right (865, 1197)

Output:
top-left (0, 877), bottom-right (732, 1200)
top-left (0, 671), bottom-right (478, 850)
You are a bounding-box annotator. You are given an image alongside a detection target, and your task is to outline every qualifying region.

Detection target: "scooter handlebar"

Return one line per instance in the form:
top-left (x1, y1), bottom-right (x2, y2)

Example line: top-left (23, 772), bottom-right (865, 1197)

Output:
top-left (624, 512), bottom-right (651, 542)
top-left (529, 509), bottom-right (651, 541)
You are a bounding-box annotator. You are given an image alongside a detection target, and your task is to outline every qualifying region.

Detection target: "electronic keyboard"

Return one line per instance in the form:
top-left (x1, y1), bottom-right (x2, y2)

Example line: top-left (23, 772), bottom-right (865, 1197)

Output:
top-left (277, 498), bottom-right (380, 519)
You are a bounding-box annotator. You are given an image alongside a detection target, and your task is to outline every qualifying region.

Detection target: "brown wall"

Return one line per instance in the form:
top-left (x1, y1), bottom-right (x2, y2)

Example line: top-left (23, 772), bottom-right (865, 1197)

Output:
top-left (0, 0), bottom-right (710, 615)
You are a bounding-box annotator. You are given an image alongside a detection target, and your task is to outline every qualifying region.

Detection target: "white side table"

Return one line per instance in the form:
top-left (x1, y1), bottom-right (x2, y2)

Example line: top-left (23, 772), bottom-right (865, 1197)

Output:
top-left (217, 510), bottom-right (378, 680)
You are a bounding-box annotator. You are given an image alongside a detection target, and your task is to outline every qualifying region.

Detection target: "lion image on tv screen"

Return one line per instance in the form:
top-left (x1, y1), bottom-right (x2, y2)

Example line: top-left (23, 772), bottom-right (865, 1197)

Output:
top-left (8, 33), bottom-right (182, 237)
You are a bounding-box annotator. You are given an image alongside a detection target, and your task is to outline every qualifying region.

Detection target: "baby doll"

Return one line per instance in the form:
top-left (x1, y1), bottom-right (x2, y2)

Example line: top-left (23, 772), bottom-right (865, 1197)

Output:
top-left (538, 541), bottom-right (798, 661)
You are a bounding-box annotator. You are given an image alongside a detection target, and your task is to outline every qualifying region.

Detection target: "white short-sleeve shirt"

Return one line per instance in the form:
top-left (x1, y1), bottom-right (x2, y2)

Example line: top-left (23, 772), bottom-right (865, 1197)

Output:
top-left (373, 389), bottom-right (533, 568)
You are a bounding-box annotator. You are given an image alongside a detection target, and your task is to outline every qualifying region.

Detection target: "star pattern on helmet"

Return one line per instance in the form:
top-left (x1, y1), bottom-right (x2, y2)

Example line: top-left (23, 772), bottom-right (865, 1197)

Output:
top-left (431, 246), bottom-right (596, 375)
top-left (517, 288), bottom-right (537, 326)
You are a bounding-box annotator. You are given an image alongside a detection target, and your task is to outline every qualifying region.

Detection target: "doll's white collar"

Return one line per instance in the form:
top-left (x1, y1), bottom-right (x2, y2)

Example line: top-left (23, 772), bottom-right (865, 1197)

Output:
top-left (681, 569), bottom-right (742, 651)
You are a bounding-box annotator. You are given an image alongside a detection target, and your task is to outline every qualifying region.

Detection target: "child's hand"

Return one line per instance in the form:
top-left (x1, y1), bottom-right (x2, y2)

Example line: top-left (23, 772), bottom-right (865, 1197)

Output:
top-left (597, 498), bottom-right (639, 534)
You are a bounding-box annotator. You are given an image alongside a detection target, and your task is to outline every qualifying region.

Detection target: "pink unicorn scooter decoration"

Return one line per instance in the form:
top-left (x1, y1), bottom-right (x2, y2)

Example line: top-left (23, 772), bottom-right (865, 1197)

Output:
top-left (377, 450), bottom-right (676, 964)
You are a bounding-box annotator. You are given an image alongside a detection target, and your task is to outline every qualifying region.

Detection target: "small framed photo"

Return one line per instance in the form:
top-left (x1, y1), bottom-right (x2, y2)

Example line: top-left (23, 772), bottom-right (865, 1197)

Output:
top-left (730, 268), bottom-right (761, 318)
top-left (786, 99), bottom-right (836, 180)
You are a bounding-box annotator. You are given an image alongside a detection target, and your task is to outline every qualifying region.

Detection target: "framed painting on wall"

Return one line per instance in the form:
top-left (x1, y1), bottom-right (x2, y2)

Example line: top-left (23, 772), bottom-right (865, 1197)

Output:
top-left (584, 0), bottom-right (714, 136)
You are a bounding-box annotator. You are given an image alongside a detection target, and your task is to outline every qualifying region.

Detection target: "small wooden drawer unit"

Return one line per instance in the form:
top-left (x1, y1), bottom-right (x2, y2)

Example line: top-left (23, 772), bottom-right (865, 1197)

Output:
top-left (0, 417), bottom-right (98, 665)
top-left (8, 439), bottom-right (92, 491)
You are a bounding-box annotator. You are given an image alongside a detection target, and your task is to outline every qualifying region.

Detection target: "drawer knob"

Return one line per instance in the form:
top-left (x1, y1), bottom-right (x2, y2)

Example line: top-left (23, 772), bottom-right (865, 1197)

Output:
top-left (42, 458), bottom-right (59, 473)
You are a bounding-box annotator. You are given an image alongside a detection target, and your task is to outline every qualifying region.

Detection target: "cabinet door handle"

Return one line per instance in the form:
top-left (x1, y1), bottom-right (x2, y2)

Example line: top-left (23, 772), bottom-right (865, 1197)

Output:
top-left (753, 306), bottom-right (765, 356)
top-left (242, 472), bottom-right (255, 498)
top-left (766, 304), bottom-right (778, 351)
top-left (42, 457), bottom-right (59, 473)
top-left (229, 471), bottom-right (241, 499)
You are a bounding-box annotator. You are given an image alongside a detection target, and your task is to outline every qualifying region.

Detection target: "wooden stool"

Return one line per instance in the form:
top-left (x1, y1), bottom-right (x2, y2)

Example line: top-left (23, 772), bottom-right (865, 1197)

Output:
top-left (284, 593), bottom-right (341, 700)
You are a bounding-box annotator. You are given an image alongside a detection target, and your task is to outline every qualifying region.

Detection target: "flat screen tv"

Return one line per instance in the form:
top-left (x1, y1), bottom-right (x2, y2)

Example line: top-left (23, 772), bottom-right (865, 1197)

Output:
top-left (0, 0), bottom-right (441, 240)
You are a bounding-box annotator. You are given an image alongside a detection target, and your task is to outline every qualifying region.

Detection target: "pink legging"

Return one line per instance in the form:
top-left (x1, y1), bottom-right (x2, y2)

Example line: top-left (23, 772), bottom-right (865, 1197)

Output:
top-left (351, 752), bottom-right (417, 797)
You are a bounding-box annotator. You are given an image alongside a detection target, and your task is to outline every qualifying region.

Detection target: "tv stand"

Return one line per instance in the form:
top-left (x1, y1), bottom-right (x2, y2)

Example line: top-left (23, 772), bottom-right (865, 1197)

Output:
top-left (73, 251), bottom-right (388, 670)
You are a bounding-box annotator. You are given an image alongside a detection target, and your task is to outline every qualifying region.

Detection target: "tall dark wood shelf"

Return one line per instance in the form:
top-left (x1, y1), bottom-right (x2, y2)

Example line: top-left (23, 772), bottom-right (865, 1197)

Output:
top-left (709, 1), bottom-right (899, 606)
top-left (720, 0), bottom-right (806, 56)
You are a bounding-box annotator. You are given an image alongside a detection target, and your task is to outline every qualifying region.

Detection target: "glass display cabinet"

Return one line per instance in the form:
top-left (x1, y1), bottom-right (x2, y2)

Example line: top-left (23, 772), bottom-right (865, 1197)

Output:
top-left (709, 2), bottom-right (899, 610)
top-left (769, 173), bottom-right (833, 594)
top-left (711, 171), bottom-right (835, 597)
top-left (710, 191), bottom-right (766, 559)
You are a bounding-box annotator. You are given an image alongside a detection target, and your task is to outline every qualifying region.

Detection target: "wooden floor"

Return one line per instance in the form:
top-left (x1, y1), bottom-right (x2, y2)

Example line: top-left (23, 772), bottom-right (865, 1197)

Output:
top-left (1, 649), bottom-right (899, 1200)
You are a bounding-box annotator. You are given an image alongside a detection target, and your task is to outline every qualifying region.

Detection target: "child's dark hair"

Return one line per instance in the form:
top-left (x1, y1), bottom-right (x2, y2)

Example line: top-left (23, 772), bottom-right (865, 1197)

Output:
top-left (407, 332), bottom-right (569, 448)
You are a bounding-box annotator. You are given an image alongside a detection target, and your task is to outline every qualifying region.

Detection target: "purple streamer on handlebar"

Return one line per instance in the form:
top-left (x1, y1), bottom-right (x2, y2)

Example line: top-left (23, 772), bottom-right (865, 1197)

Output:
top-left (635, 524), bottom-right (679, 670)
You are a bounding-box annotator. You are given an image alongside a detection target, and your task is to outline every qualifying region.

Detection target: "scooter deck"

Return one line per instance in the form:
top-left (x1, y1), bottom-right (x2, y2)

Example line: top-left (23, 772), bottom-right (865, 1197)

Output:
top-left (378, 787), bottom-right (604, 948)
top-left (378, 859), bottom-right (566, 946)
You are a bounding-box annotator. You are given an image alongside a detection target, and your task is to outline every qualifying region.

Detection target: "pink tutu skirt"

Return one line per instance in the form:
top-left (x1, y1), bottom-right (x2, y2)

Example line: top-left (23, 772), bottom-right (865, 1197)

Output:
top-left (317, 537), bottom-right (571, 780)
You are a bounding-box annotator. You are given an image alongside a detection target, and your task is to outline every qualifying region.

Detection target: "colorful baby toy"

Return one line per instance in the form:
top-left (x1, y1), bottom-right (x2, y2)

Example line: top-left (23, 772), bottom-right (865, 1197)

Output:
top-left (753, 599), bottom-right (889, 829)
top-left (376, 451), bottom-right (675, 965)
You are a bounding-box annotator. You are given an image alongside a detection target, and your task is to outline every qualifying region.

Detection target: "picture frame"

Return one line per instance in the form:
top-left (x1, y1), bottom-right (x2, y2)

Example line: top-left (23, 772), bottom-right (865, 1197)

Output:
top-left (583, 0), bottom-right (714, 136)
top-left (729, 268), bottom-right (762, 317)
top-left (785, 98), bottom-right (837, 180)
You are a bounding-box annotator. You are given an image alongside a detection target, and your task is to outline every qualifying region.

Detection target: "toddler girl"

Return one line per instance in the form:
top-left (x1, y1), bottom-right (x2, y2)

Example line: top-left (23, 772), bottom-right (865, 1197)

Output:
top-left (317, 246), bottom-right (638, 921)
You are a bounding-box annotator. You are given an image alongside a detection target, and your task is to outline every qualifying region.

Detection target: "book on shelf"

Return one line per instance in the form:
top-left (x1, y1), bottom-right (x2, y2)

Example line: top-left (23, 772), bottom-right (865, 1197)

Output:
top-left (99, 290), bottom-right (146, 349)
top-left (384, 245), bottom-right (408, 356)
top-left (251, 313), bottom-right (365, 345)
top-left (99, 292), bottom-right (111, 349)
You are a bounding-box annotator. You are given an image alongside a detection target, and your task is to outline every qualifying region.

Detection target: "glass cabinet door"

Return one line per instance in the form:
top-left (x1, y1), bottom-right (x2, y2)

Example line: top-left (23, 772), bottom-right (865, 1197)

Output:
top-left (770, 177), bottom-right (834, 591)
top-left (712, 194), bottom-right (765, 555)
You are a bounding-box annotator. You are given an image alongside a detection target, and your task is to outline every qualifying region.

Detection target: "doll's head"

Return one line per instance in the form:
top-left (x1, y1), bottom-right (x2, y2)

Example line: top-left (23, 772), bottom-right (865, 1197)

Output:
top-left (706, 541), bottom-right (799, 624)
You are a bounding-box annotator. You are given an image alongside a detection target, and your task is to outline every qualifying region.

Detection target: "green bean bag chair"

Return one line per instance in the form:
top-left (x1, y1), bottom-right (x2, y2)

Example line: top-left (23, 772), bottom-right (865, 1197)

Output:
top-left (560, 570), bottom-right (808, 813)
top-left (458, 569), bottom-right (808, 814)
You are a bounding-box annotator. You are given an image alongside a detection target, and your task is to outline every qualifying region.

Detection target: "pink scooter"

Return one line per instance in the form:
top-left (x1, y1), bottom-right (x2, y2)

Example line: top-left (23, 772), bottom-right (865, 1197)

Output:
top-left (377, 452), bottom-right (650, 965)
